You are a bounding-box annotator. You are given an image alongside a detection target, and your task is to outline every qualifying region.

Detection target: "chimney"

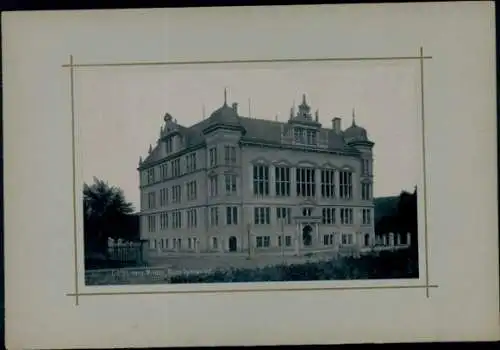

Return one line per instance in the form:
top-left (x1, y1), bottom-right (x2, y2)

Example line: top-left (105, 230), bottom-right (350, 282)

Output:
top-left (232, 102), bottom-right (238, 114)
top-left (332, 117), bottom-right (341, 132)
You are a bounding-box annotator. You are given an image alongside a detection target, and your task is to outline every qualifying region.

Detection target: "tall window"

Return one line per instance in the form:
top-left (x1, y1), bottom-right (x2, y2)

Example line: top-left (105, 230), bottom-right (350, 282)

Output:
top-left (187, 209), bottom-right (197, 228)
top-left (275, 166), bottom-right (290, 196)
top-left (209, 147), bottom-right (218, 167)
top-left (172, 185), bottom-right (182, 203)
top-left (165, 137), bottom-right (173, 153)
top-left (322, 207), bottom-right (336, 224)
top-left (296, 167), bottom-right (316, 197)
top-left (224, 145), bottom-right (237, 165)
top-left (159, 188), bottom-right (168, 207)
top-left (209, 207), bottom-right (219, 226)
top-left (321, 169), bottom-right (335, 198)
top-left (254, 207), bottom-right (271, 225)
top-left (362, 159), bottom-right (371, 175)
top-left (147, 215), bottom-right (156, 232)
top-left (276, 207), bottom-right (291, 225)
top-left (340, 208), bottom-right (353, 225)
top-left (171, 158), bottom-right (181, 177)
top-left (186, 153), bottom-right (197, 173)
top-left (362, 208), bottom-right (372, 225)
top-left (172, 210), bottom-right (182, 229)
top-left (160, 212), bottom-right (168, 230)
top-left (208, 175), bottom-right (218, 197)
top-left (147, 168), bottom-right (155, 184)
top-left (323, 234), bottom-right (334, 246)
top-left (160, 163), bottom-right (168, 180)
top-left (226, 206), bottom-right (238, 225)
top-left (212, 237), bottom-right (218, 249)
top-left (147, 192), bottom-right (156, 209)
top-left (361, 182), bottom-right (372, 200)
top-left (253, 165), bottom-right (269, 196)
top-left (225, 174), bottom-right (237, 195)
top-left (186, 181), bottom-right (197, 200)
top-left (339, 171), bottom-right (353, 199)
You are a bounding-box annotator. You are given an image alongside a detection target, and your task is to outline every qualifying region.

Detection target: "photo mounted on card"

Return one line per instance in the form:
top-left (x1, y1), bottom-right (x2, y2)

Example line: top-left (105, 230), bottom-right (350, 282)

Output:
top-left (4, 3), bottom-right (498, 349)
top-left (77, 60), bottom-right (424, 288)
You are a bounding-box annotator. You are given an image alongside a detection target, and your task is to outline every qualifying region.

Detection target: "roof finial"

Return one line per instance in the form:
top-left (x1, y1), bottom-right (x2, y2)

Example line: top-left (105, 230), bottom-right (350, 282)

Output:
top-left (148, 144), bottom-right (153, 154)
top-left (315, 109), bottom-right (319, 122)
top-left (202, 104), bottom-right (206, 119)
top-left (352, 107), bottom-right (356, 126)
top-left (248, 98), bottom-right (252, 118)
top-left (224, 88), bottom-right (228, 106)
top-left (275, 114), bottom-right (278, 121)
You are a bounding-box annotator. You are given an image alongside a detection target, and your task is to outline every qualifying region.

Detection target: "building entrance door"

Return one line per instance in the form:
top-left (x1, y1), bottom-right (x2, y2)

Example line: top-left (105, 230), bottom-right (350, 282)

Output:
top-left (302, 225), bottom-right (313, 247)
top-left (228, 236), bottom-right (237, 252)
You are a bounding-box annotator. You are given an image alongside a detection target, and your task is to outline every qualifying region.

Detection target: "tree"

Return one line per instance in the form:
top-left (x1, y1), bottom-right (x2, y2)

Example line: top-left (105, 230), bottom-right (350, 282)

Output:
top-left (83, 177), bottom-right (135, 258)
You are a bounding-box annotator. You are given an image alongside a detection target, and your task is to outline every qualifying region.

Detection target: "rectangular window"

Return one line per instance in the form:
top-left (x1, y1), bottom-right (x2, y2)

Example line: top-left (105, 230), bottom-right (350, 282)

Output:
top-left (172, 210), bottom-right (182, 229)
top-left (165, 137), bottom-right (173, 154)
top-left (209, 207), bottom-right (219, 226)
top-left (212, 237), bottom-right (218, 249)
top-left (275, 166), bottom-right (291, 196)
top-left (340, 208), bottom-right (353, 225)
top-left (160, 163), bottom-right (169, 180)
top-left (323, 234), bottom-right (334, 245)
top-left (185, 153), bottom-right (197, 173)
top-left (362, 159), bottom-right (371, 176)
top-left (147, 215), bottom-right (156, 232)
top-left (339, 171), bottom-right (353, 199)
top-left (209, 147), bottom-right (218, 167)
top-left (322, 207), bottom-right (336, 224)
top-left (285, 236), bottom-right (292, 247)
top-left (256, 236), bottom-right (270, 248)
top-left (278, 236), bottom-right (282, 247)
top-left (159, 188), bottom-right (168, 207)
top-left (171, 158), bottom-right (181, 177)
top-left (187, 209), bottom-right (197, 228)
top-left (276, 207), bottom-right (291, 225)
top-left (186, 181), bottom-right (197, 201)
top-left (296, 167), bottom-right (316, 197)
top-left (253, 165), bottom-right (270, 196)
top-left (172, 185), bottom-right (182, 203)
top-left (226, 206), bottom-right (238, 225)
top-left (224, 145), bottom-right (237, 165)
top-left (254, 207), bottom-right (271, 225)
top-left (361, 182), bottom-right (372, 200)
top-left (224, 174), bottom-right (237, 195)
top-left (362, 208), bottom-right (372, 225)
top-left (209, 175), bottom-right (218, 197)
top-left (160, 212), bottom-right (168, 230)
top-left (321, 169), bottom-right (335, 198)
top-left (147, 168), bottom-right (156, 184)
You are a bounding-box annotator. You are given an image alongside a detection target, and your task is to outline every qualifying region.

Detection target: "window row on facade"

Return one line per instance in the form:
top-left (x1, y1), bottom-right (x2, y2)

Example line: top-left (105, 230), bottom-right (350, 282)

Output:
top-left (142, 145), bottom-right (238, 186)
top-left (148, 231), bottom-right (372, 252)
top-left (145, 206), bottom-right (373, 232)
top-left (252, 165), bottom-right (372, 200)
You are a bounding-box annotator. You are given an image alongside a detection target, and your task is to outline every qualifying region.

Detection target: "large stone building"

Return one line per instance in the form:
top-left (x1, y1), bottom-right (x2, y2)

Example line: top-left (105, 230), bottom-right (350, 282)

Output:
top-left (138, 92), bottom-right (375, 257)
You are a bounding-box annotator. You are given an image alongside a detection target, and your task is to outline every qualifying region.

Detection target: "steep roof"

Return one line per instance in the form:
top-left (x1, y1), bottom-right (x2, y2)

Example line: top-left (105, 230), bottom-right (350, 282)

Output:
top-left (140, 97), bottom-right (367, 167)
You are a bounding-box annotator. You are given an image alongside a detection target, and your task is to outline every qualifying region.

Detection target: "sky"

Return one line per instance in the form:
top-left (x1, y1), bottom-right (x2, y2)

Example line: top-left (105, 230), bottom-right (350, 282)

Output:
top-left (75, 60), bottom-right (421, 211)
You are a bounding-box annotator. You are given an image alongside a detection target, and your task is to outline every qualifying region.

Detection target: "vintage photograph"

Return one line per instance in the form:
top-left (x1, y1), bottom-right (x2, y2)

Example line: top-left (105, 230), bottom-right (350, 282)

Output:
top-left (80, 62), bottom-right (421, 286)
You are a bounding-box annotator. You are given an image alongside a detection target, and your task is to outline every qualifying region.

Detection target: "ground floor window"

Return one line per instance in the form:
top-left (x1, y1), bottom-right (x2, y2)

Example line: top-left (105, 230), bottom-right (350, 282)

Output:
top-left (341, 233), bottom-right (353, 245)
top-left (212, 237), bottom-right (218, 249)
top-left (323, 234), bottom-right (334, 246)
top-left (285, 235), bottom-right (292, 247)
top-left (256, 236), bottom-right (271, 248)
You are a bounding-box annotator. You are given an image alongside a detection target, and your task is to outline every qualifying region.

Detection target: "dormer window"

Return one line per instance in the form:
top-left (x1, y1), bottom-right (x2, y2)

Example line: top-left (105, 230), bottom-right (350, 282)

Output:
top-left (293, 127), bottom-right (317, 146)
top-left (165, 137), bottom-right (173, 154)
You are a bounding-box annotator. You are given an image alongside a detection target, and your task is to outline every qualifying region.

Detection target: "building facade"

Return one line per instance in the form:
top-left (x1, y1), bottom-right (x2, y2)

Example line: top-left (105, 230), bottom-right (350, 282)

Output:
top-left (138, 93), bottom-right (375, 257)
